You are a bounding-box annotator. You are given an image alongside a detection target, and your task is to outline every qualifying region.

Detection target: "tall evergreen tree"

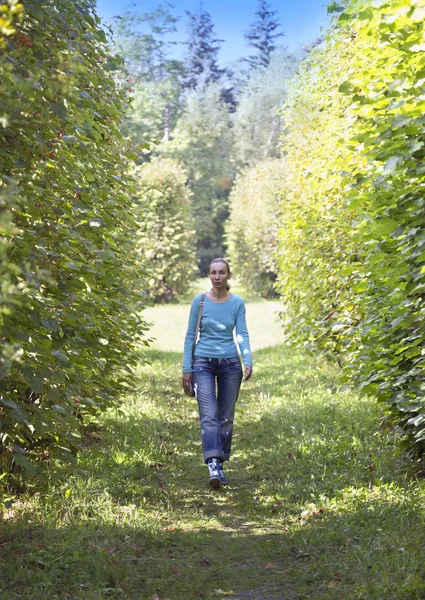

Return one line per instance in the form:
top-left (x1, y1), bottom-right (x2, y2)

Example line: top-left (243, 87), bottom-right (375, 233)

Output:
top-left (183, 4), bottom-right (234, 105)
top-left (244, 0), bottom-right (284, 69)
top-left (183, 4), bottom-right (224, 89)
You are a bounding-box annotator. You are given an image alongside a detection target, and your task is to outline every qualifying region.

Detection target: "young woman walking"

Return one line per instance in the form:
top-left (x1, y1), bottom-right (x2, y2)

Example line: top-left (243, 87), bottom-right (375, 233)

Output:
top-left (182, 258), bottom-right (252, 488)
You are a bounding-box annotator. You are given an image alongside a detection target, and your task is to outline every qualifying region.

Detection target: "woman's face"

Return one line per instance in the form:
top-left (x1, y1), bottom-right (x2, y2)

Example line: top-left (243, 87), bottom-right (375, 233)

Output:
top-left (209, 261), bottom-right (231, 291)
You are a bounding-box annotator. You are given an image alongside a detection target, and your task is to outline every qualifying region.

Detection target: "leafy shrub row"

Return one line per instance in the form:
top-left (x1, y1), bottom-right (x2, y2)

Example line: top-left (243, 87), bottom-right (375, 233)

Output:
top-left (226, 159), bottom-right (285, 298)
top-left (0, 0), bottom-right (147, 487)
top-left (134, 157), bottom-right (197, 303)
top-left (277, 0), bottom-right (425, 453)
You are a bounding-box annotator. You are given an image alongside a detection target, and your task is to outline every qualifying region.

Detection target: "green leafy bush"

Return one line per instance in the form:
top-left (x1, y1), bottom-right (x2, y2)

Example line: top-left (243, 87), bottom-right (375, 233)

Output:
top-left (134, 157), bottom-right (197, 303)
top-left (226, 159), bottom-right (285, 298)
top-left (277, 0), bottom-right (425, 453)
top-left (0, 0), bottom-right (147, 487)
top-left (164, 84), bottom-right (234, 275)
top-left (336, 0), bottom-right (425, 451)
top-left (276, 24), bottom-right (366, 357)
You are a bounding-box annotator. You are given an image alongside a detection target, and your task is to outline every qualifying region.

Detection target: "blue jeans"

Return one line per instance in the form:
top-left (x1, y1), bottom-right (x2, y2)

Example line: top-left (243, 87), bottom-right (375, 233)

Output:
top-left (192, 357), bottom-right (243, 463)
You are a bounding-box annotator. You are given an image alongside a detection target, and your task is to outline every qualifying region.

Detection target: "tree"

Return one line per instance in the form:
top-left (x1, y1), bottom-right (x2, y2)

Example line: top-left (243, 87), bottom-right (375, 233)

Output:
top-left (232, 49), bottom-right (299, 165)
top-left (163, 83), bottom-right (234, 274)
top-left (244, 0), bottom-right (285, 70)
top-left (113, 4), bottom-right (185, 143)
top-left (134, 157), bottom-right (197, 303)
top-left (0, 0), bottom-right (148, 486)
top-left (276, 0), bottom-right (425, 454)
top-left (226, 159), bottom-right (285, 297)
top-left (183, 4), bottom-right (234, 106)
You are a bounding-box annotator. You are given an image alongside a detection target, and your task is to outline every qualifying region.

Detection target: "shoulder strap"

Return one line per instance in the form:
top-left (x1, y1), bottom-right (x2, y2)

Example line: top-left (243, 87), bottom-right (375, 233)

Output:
top-left (192, 293), bottom-right (205, 359)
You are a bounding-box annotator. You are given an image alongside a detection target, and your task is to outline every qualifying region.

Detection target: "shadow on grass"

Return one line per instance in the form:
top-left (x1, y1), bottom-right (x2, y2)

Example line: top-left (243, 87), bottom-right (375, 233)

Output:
top-left (1, 345), bottom-right (424, 600)
top-left (1, 487), bottom-right (424, 599)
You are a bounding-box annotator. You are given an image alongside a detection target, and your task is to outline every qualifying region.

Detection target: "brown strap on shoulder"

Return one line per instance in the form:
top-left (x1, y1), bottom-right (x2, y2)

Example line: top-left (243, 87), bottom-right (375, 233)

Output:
top-left (192, 293), bottom-right (205, 359)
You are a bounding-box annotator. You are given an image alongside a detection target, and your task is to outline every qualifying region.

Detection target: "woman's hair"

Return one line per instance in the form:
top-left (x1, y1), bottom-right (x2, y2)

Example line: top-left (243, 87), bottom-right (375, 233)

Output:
top-left (209, 257), bottom-right (231, 274)
top-left (209, 258), bottom-right (231, 291)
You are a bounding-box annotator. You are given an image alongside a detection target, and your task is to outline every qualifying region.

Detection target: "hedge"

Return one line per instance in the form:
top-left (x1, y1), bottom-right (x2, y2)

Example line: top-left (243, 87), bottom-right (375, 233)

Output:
top-left (226, 159), bottom-right (285, 298)
top-left (0, 0), bottom-right (147, 488)
top-left (134, 157), bottom-right (197, 303)
top-left (277, 0), bottom-right (425, 453)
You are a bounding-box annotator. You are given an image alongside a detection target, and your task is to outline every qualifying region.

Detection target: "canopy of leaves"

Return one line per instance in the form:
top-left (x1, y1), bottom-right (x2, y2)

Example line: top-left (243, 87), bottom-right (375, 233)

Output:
top-left (0, 0), bottom-right (148, 487)
top-left (183, 6), bottom-right (225, 90)
top-left (226, 159), bottom-right (285, 297)
top-left (113, 4), bottom-right (185, 144)
top-left (276, 0), bottom-right (425, 453)
top-left (164, 83), bottom-right (235, 275)
top-left (232, 50), bottom-right (299, 165)
top-left (134, 157), bottom-right (197, 303)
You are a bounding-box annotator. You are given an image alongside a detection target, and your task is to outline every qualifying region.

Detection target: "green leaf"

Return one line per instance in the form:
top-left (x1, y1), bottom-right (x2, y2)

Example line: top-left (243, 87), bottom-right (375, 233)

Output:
top-left (384, 156), bottom-right (402, 172)
top-left (327, 2), bottom-right (344, 13)
top-left (12, 452), bottom-right (36, 477)
top-left (51, 351), bottom-right (70, 364)
top-left (52, 404), bottom-right (69, 416)
top-left (410, 7), bottom-right (425, 22)
top-left (62, 135), bottom-right (78, 145)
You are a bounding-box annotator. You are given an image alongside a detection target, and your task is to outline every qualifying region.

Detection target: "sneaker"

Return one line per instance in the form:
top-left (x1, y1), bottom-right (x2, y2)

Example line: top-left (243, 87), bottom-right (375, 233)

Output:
top-left (207, 459), bottom-right (221, 489)
top-left (218, 462), bottom-right (228, 485)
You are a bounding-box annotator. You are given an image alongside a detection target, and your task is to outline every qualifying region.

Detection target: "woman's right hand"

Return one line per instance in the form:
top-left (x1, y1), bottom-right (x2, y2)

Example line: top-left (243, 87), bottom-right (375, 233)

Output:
top-left (182, 372), bottom-right (193, 396)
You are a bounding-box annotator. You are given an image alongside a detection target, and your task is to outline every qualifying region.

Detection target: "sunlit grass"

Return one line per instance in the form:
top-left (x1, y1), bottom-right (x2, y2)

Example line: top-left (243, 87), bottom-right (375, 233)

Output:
top-left (1, 308), bottom-right (425, 599)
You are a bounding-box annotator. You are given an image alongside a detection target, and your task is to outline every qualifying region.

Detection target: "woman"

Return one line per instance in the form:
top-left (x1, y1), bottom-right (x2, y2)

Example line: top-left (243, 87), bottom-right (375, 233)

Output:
top-left (182, 258), bottom-right (253, 488)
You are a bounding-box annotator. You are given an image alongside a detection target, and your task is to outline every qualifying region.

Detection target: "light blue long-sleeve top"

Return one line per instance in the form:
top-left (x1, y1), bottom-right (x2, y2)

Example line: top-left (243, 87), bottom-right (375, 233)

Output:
top-left (182, 293), bottom-right (252, 373)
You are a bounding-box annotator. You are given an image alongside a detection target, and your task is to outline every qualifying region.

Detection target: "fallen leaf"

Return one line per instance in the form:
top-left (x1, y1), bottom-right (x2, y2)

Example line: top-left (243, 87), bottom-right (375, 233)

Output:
top-left (200, 558), bottom-right (211, 567)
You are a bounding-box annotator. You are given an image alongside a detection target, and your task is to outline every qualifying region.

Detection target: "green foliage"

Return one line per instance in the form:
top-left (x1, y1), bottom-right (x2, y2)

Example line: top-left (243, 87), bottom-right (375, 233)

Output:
top-left (276, 26), bottom-right (365, 357)
top-left (232, 50), bottom-right (299, 165)
top-left (244, 0), bottom-right (285, 69)
top-left (134, 157), bottom-right (197, 303)
top-left (121, 77), bottom-right (182, 144)
top-left (183, 6), bottom-right (231, 103)
top-left (336, 0), bottom-right (425, 451)
top-left (0, 0), bottom-right (147, 487)
top-left (226, 159), bottom-right (285, 297)
top-left (113, 7), bottom-right (234, 276)
top-left (113, 4), bottom-right (184, 144)
top-left (164, 84), bottom-right (234, 275)
top-left (276, 0), bottom-right (425, 453)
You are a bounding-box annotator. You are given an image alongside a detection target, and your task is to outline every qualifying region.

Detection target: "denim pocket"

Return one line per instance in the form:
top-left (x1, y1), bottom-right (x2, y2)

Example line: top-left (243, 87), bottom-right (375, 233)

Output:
top-left (227, 357), bottom-right (241, 365)
top-left (193, 357), bottom-right (209, 364)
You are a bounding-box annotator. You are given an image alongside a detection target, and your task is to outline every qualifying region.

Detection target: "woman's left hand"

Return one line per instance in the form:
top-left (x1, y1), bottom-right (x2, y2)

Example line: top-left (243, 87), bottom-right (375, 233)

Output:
top-left (243, 365), bottom-right (253, 381)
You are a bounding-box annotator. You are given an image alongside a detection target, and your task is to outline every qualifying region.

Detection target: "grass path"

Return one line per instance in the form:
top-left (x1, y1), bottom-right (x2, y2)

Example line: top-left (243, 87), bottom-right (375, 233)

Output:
top-left (2, 344), bottom-right (425, 599)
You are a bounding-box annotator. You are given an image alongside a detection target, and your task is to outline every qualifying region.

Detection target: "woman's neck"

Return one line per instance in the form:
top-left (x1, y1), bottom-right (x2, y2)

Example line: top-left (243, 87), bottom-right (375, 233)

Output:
top-left (209, 288), bottom-right (229, 301)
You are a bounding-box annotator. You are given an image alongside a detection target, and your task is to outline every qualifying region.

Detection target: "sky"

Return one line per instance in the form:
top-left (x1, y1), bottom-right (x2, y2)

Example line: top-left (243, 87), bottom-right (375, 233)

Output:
top-left (95, 0), bottom-right (331, 66)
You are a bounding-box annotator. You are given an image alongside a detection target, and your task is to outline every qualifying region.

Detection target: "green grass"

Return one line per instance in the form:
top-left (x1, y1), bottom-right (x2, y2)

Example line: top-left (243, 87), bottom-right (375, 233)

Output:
top-left (2, 304), bottom-right (425, 599)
